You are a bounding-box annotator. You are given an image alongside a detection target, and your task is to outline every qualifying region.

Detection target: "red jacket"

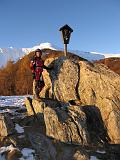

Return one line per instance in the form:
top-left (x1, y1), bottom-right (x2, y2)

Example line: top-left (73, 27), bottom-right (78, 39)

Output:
top-left (30, 57), bottom-right (44, 80)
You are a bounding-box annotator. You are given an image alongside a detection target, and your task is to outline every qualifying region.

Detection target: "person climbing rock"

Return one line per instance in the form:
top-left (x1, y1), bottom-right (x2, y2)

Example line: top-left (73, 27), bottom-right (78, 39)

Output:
top-left (30, 49), bottom-right (52, 99)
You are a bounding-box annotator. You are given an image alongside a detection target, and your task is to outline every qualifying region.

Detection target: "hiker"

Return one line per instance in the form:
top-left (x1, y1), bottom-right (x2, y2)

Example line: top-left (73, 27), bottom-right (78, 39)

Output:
top-left (30, 49), bottom-right (52, 99)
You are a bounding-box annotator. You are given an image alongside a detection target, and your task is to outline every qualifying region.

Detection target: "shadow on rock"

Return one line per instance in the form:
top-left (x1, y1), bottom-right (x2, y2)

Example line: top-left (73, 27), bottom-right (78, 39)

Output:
top-left (81, 105), bottom-right (111, 145)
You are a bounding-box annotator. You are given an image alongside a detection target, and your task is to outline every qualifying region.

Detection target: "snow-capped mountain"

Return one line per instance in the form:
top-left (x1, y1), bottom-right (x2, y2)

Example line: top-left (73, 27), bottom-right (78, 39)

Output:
top-left (0, 42), bottom-right (120, 68)
top-left (0, 47), bottom-right (26, 68)
top-left (0, 43), bottom-right (56, 68)
top-left (22, 42), bottom-right (57, 54)
top-left (73, 50), bottom-right (120, 61)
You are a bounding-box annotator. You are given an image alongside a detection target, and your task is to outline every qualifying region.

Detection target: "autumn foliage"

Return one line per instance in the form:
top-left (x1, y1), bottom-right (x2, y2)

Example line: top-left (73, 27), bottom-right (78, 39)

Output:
top-left (0, 53), bottom-right (33, 96)
top-left (95, 57), bottom-right (120, 75)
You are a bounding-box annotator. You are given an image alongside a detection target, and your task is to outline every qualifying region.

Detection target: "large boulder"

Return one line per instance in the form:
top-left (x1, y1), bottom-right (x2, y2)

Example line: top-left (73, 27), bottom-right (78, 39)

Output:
top-left (0, 113), bottom-right (15, 138)
top-left (44, 104), bottom-right (90, 145)
top-left (41, 57), bottom-right (81, 102)
top-left (25, 97), bottom-right (44, 115)
top-left (79, 61), bottom-right (120, 143)
top-left (25, 96), bottom-right (90, 145)
top-left (25, 97), bottom-right (62, 115)
top-left (40, 56), bottom-right (120, 144)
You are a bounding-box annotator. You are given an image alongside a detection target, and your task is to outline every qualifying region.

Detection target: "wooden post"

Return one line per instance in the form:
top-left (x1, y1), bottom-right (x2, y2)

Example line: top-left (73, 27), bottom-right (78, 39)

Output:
top-left (64, 44), bottom-right (67, 56)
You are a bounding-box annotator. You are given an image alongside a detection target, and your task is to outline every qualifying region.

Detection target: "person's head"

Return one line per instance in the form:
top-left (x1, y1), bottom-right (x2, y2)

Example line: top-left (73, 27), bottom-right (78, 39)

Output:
top-left (35, 49), bottom-right (42, 57)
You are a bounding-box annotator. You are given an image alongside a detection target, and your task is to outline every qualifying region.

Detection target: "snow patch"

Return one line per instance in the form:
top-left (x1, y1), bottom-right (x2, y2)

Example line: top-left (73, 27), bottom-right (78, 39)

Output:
top-left (22, 48), bottom-right (31, 54)
top-left (96, 150), bottom-right (106, 154)
top-left (0, 145), bottom-right (19, 160)
top-left (9, 46), bottom-right (13, 49)
top-left (0, 145), bottom-right (17, 154)
top-left (0, 108), bottom-right (15, 114)
top-left (0, 95), bottom-right (31, 107)
top-left (18, 135), bottom-right (25, 138)
top-left (91, 51), bottom-right (120, 59)
top-left (90, 156), bottom-right (98, 160)
top-left (15, 124), bottom-right (24, 133)
top-left (0, 48), bottom-right (3, 53)
top-left (72, 50), bottom-right (105, 61)
top-left (104, 53), bottom-right (120, 58)
top-left (20, 148), bottom-right (35, 160)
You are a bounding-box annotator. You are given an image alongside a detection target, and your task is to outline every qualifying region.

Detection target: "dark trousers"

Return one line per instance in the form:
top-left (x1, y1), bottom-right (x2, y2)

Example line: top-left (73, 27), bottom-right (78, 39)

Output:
top-left (33, 79), bottom-right (45, 98)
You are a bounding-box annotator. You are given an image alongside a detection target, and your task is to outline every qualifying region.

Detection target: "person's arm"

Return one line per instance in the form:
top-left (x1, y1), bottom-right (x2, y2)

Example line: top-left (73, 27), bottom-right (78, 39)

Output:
top-left (30, 58), bottom-right (36, 79)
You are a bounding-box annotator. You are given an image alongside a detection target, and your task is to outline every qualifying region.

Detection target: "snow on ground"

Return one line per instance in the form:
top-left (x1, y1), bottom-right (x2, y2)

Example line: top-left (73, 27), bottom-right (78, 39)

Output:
top-left (0, 144), bottom-right (19, 154)
top-left (0, 145), bottom-right (35, 160)
top-left (0, 108), bottom-right (15, 114)
top-left (90, 156), bottom-right (98, 160)
top-left (0, 95), bottom-right (31, 115)
top-left (96, 150), bottom-right (106, 154)
top-left (19, 148), bottom-right (35, 160)
top-left (15, 124), bottom-right (24, 133)
top-left (0, 95), bottom-right (32, 107)
top-left (0, 145), bottom-right (19, 160)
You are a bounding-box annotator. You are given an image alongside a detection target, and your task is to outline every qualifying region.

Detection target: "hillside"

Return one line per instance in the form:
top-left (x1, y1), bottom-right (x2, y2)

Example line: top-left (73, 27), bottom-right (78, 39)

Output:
top-left (95, 57), bottom-right (120, 75)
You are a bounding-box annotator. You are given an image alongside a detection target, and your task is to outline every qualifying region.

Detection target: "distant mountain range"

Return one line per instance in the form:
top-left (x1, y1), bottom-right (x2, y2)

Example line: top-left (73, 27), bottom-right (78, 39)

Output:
top-left (0, 43), bottom-right (56, 68)
top-left (0, 42), bottom-right (120, 68)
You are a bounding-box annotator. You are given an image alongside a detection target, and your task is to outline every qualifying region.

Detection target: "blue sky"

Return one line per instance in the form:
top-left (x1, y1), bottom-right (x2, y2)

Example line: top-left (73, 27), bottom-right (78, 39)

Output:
top-left (0, 0), bottom-right (120, 53)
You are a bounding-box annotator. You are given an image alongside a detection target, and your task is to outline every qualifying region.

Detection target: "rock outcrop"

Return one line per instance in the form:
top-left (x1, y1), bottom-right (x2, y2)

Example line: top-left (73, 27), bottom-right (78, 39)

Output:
top-left (0, 113), bottom-right (15, 138)
top-left (0, 53), bottom-right (120, 160)
top-left (79, 61), bottom-right (120, 143)
top-left (44, 105), bottom-right (89, 145)
top-left (25, 97), bottom-right (90, 145)
top-left (24, 54), bottom-right (120, 158)
top-left (36, 56), bottom-right (120, 144)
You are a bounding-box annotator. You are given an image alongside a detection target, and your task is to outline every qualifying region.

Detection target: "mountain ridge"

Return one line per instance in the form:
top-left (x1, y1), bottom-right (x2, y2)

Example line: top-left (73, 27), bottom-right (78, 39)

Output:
top-left (0, 42), bottom-right (120, 67)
